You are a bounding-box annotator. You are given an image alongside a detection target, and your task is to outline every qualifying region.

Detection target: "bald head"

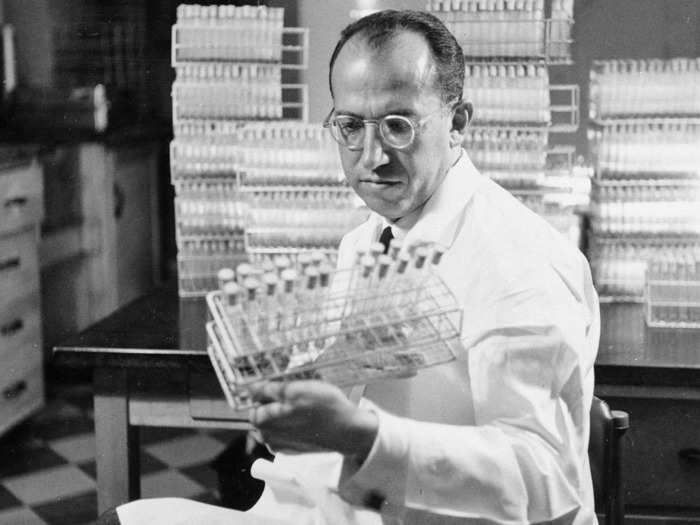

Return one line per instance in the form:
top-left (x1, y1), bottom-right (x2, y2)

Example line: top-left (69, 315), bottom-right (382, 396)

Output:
top-left (331, 31), bottom-right (441, 106)
top-left (328, 10), bottom-right (465, 104)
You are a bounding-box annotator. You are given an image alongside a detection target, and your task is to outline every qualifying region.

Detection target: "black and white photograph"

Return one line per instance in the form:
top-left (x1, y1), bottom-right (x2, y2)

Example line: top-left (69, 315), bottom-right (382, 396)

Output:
top-left (0, 1), bottom-right (699, 523)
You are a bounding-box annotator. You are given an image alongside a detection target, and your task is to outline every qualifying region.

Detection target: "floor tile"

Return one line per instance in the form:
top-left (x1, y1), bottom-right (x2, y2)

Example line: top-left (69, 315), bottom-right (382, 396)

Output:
top-left (140, 469), bottom-right (207, 499)
top-left (0, 485), bottom-right (22, 511)
top-left (47, 433), bottom-right (95, 463)
top-left (46, 383), bottom-right (94, 413)
top-left (206, 429), bottom-right (246, 443)
top-left (190, 490), bottom-right (221, 506)
top-left (32, 491), bottom-right (97, 525)
top-left (0, 506), bottom-right (47, 525)
top-left (0, 446), bottom-right (68, 479)
top-left (3, 465), bottom-right (95, 506)
top-left (24, 414), bottom-right (94, 442)
top-left (139, 451), bottom-right (169, 475)
top-left (179, 462), bottom-right (220, 491)
top-left (144, 434), bottom-right (227, 469)
top-left (138, 427), bottom-right (196, 446)
top-left (76, 461), bottom-right (96, 481)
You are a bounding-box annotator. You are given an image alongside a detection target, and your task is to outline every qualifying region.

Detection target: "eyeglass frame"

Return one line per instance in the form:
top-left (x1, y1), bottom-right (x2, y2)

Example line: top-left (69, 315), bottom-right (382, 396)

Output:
top-left (322, 101), bottom-right (457, 151)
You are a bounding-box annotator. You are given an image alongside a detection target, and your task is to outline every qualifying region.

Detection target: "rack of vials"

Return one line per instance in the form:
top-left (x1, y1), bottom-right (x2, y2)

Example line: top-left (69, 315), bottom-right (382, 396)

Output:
top-left (206, 242), bottom-right (465, 409)
top-left (171, 5), bottom-right (368, 297)
top-left (646, 251), bottom-right (700, 329)
top-left (428, 0), bottom-right (586, 247)
top-left (587, 58), bottom-right (700, 302)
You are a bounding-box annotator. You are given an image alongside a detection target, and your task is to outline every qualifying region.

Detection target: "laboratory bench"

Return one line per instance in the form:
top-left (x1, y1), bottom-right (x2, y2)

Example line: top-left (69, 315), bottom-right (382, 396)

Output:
top-left (53, 285), bottom-right (700, 522)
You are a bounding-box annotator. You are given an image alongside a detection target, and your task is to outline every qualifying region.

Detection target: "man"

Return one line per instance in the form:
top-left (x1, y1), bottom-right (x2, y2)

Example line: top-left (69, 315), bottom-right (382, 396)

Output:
top-left (105, 9), bottom-right (599, 525)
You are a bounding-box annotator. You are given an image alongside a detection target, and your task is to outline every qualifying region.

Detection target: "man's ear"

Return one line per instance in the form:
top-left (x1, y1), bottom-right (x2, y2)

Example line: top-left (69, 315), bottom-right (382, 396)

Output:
top-left (450, 100), bottom-right (472, 146)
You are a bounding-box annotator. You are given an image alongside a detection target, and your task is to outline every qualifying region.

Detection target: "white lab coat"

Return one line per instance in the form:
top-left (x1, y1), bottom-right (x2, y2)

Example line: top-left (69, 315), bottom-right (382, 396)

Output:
top-left (259, 151), bottom-right (599, 524)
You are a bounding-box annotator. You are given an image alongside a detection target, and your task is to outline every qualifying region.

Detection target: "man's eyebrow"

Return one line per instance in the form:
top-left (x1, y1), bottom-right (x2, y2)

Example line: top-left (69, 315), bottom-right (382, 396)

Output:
top-left (333, 108), bottom-right (417, 118)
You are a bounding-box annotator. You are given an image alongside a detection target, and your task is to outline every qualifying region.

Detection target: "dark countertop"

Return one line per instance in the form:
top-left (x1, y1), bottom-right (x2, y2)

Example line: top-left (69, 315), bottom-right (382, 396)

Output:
top-left (0, 121), bottom-right (172, 151)
top-left (53, 285), bottom-right (700, 387)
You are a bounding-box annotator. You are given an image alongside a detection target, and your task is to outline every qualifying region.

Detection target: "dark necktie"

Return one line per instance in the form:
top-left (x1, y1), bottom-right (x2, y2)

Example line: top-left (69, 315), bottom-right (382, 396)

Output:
top-left (379, 226), bottom-right (393, 254)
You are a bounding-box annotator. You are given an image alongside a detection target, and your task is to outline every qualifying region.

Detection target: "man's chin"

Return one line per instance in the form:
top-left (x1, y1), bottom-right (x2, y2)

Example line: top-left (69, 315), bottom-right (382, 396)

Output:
top-left (361, 197), bottom-right (405, 221)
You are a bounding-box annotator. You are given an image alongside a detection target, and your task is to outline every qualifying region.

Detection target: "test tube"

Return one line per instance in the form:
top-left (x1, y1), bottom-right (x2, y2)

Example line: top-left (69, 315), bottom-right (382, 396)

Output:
top-left (279, 268), bottom-right (298, 335)
top-left (369, 241), bottom-right (385, 259)
top-left (298, 252), bottom-right (313, 274)
top-left (431, 245), bottom-right (446, 265)
top-left (375, 254), bottom-right (393, 315)
top-left (236, 263), bottom-right (253, 285)
top-left (261, 273), bottom-right (280, 346)
top-left (414, 246), bottom-right (429, 270)
top-left (217, 267), bottom-right (235, 292)
top-left (311, 251), bottom-right (326, 268)
top-left (274, 254), bottom-right (291, 275)
top-left (389, 238), bottom-right (403, 260)
top-left (396, 251), bottom-right (410, 275)
top-left (224, 281), bottom-right (241, 312)
top-left (360, 254), bottom-right (376, 279)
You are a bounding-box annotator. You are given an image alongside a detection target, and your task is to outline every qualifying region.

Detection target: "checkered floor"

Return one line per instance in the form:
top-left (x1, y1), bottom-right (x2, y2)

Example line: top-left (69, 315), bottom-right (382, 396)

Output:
top-left (0, 380), bottom-right (243, 525)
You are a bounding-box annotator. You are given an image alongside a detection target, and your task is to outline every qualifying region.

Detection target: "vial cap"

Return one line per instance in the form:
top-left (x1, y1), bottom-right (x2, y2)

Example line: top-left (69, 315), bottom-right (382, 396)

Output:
top-left (310, 251), bottom-right (325, 266)
top-left (280, 268), bottom-right (298, 282)
top-left (236, 263), bottom-right (253, 278)
top-left (274, 255), bottom-right (291, 270)
top-left (223, 281), bottom-right (240, 295)
top-left (243, 277), bottom-right (260, 290)
top-left (360, 254), bottom-right (376, 268)
top-left (297, 252), bottom-right (312, 267)
top-left (262, 272), bottom-right (279, 285)
top-left (369, 242), bottom-right (385, 257)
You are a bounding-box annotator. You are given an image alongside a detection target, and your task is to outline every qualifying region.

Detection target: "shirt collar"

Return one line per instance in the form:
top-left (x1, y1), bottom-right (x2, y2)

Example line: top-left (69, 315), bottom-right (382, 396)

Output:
top-left (380, 207), bottom-right (420, 241)
top-left (369, 149), bottom-right (484, 248)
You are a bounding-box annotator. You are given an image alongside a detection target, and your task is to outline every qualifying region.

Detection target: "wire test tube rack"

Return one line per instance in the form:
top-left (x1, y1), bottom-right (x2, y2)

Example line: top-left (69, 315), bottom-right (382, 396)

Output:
top-left (206, 244), bottom-right (465, 409)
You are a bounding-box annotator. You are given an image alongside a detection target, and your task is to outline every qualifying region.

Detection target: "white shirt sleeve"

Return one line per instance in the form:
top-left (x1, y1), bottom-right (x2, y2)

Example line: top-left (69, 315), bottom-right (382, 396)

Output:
top-left (338, 304), bottom-right (592, 524)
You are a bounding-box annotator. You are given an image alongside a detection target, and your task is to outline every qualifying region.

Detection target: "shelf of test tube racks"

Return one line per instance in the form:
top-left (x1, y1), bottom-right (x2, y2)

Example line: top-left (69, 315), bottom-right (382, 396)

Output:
top-left (461, 63), bottom-right (579, 132)
top-left (463, 127), bottom-right (582, 189)
top-left (205, 243), bottom-right (465, 409)
top-left (588, 119), bottom-right (700, 180)
top-left (170, 122), bottom-right (344, 185)
top-left (590, 179), bottom-right (700, 236)
top-left (589, 236), bottom-right (700, 303)
top-left (646, 254), bottom-right (700, 329)
top-left (173, 189), bottom-right (369, 297)
top-left (589, 58), bottom-right (700, 121)
top-left (171, 4), bottom-right (309, 123)
top-left (588, 58), bottom-right (700, 180)
top-left (427, 0), bottom-right (574, 64)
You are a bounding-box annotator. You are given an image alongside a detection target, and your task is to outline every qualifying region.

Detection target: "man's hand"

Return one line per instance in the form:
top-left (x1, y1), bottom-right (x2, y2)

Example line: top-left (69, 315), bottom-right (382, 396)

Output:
top-left (248, 380), bottom-right (378, 460)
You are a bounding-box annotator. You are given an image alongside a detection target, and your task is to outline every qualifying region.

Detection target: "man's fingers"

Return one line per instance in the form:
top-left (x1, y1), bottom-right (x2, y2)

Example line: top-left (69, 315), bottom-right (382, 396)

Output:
top-left (248, 381), bottom-right (287, 404)
top-left (248, 400), bottom-right (294, 427)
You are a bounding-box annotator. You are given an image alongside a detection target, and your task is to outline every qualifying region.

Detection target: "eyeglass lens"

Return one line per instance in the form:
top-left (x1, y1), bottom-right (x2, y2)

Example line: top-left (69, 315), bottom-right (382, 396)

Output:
top-left (332, 115), bottom-right (415, 149)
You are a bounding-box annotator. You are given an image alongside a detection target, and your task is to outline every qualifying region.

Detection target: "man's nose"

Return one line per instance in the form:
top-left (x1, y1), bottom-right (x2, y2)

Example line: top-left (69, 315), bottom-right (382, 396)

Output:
top-left (359, 123), bottom-right (389, 170)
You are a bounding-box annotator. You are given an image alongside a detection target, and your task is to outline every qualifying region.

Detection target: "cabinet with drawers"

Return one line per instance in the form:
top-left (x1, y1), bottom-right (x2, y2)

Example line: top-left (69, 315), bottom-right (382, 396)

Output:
top-left (0, 158), bottom-right (44, 436)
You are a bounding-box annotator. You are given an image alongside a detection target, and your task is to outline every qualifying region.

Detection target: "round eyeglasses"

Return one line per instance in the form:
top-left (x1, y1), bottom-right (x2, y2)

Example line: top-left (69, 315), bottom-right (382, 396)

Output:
top-left (322, 109), bottom-right (443, 151)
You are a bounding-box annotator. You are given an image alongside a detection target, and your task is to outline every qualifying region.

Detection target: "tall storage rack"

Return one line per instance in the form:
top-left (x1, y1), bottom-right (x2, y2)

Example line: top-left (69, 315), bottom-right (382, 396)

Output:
top-left (586, 58), bottom-right (700, 303)
top-left (428, 0), bottom-right (586, 247)
top-left (170, 4), bottom-right (368, 297)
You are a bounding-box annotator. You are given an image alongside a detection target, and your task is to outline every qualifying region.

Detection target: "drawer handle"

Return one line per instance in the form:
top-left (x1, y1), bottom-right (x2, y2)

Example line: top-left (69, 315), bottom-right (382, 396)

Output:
top-left (2, 380), bottom-right (27, 400)
top-left (4, 197), bottom-right (28, 209)
top-left (0, 256), bottom-right (20, 272)
top-left (679, 448), bottom-right (700, 463)
top-left (0, 318), bottom-right (23, 336)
